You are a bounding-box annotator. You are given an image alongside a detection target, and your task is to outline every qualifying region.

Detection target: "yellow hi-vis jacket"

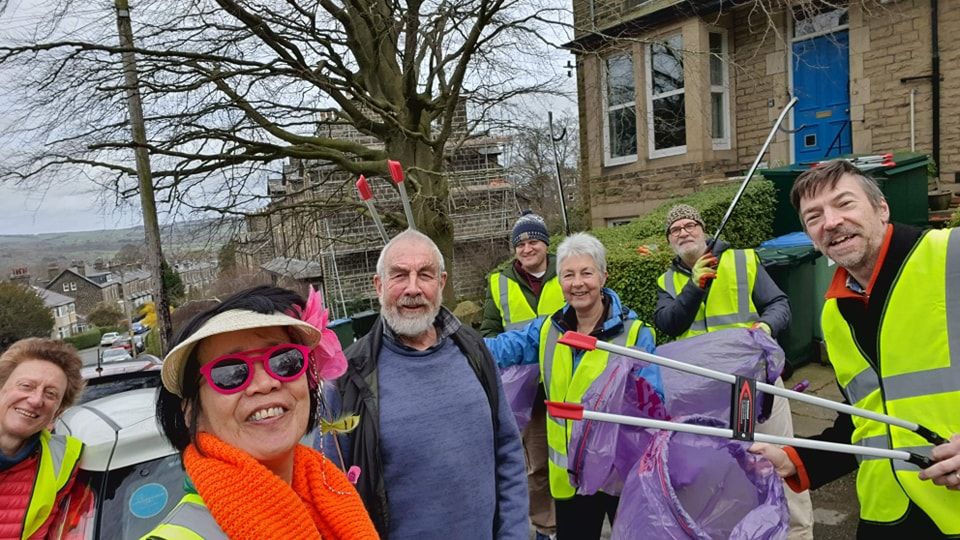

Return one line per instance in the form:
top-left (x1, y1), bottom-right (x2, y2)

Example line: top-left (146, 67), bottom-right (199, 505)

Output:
top-left (821, 227), bottom-right (960, 534)
top-left (141, 493), bottom-right (227, 540)
top-left (657, 249), bottom-right (759, 339)
top-left (539, 319), bottom-right (646, 499)
top-left (22, 430), bottom-right (83, 540)
top-left (489, 272), bottom-right (564, 331)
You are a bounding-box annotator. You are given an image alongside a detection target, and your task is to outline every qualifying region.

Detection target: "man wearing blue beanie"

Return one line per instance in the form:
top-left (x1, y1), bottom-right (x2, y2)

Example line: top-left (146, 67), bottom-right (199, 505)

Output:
top-left (481, 210), bottom-right (565, 540)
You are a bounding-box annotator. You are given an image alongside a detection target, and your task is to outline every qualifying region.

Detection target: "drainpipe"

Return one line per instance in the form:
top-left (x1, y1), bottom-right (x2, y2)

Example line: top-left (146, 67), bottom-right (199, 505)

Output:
top-left (931, 0), bottom-right (940, 171)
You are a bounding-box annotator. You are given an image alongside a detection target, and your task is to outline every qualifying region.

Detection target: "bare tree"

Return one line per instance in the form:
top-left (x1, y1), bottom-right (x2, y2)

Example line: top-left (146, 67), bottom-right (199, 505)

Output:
top-left (0, 0), bottom-right (571, 302)
top-left (505, 112), bottom-right (581, 232)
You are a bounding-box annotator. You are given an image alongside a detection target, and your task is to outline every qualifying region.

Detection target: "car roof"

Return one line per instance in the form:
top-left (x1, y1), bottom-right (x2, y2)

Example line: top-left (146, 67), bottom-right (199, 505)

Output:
top-left (81, 358), bottom-right (161, 380)
top-left (56, 388), bottom-right (177, 471)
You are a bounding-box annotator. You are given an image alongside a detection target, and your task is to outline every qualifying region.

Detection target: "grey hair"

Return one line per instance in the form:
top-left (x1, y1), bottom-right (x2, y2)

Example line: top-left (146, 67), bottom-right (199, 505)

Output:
top-left (556, 232), bottom-right (607, 275)
top-left (376, 228), bottom-right (446, 279)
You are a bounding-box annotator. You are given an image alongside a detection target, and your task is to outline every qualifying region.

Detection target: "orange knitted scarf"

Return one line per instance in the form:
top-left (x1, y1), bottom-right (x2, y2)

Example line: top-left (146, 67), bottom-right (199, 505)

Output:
top-left (184, 433), bottom-right (379, 540)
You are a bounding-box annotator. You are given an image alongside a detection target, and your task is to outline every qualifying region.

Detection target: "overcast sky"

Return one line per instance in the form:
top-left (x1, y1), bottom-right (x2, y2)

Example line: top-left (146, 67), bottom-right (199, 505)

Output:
top-left (0, 0), bottom-right (576, 236)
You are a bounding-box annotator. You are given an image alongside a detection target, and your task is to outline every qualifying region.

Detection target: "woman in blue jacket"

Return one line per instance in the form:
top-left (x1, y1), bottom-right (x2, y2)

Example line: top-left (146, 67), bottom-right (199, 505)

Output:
top-left (485, 232), bottom-right (659, 540)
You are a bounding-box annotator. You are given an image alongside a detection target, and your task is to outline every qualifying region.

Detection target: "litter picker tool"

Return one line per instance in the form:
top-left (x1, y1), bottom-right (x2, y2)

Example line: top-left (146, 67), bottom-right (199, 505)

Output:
top-left (545, 401), bottom-right (936, 469)
top-left (355, 175), bottom-right (389, 244)
top-left (556, 332), bottom-right (949, 447)
top-left (711, 97), bottom-right (798, 248)
top-left (388, 160), bottom-right (417, 231)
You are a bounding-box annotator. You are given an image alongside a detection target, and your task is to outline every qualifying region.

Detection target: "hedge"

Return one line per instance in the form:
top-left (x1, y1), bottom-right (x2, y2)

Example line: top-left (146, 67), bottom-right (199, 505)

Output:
top-left (950, 208), bottom-right (960, 228)
top-left (63, 330), bottom-right (101, 350)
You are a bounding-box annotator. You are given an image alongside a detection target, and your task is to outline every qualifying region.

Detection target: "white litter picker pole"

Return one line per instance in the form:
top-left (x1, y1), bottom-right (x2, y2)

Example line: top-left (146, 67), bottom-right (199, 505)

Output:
top-left (545, 402), bottom-right (935, 468)
top-left (557, 331), bottom-right (949, 446)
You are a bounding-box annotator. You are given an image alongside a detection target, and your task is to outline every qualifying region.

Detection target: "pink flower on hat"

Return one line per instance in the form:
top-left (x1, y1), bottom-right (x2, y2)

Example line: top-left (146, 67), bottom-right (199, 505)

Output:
top-left (289, 286), bottom-right (347, 381)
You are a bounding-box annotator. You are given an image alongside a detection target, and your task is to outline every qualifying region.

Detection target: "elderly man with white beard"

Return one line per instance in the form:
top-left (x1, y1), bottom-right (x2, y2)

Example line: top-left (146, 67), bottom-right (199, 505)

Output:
top-left (321, 229), bottom-right (529, 540)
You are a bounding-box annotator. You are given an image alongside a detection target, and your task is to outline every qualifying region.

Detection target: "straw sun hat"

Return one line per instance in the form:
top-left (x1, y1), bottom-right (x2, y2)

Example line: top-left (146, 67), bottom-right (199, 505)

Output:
top-left (161, 309), bottom-right (322, 397)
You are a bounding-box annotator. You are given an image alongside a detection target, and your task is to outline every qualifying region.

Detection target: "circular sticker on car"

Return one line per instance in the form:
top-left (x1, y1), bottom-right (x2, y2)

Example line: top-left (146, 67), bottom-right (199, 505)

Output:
top-left (129, 483), bottom-right (168, 519)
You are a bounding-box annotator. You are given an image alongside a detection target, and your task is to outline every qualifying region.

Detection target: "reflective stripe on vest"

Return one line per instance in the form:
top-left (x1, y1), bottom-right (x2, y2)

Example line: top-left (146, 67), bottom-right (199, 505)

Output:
top-left (141, 493), bottom-right (228, 540)
top-left (22, 431), bottom-right (83, 540)
top-left (490, 272), bottom-right (565, 331)
top-left (821, 227), bottom-right (960, 533)
top-left (657, 249), bottom-right (759, 338)
top-left (539, 319), bottom-right (645, 499)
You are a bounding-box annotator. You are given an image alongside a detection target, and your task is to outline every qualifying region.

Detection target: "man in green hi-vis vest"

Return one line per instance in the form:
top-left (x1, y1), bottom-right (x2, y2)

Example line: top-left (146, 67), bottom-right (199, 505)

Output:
top-left (653, 203), bottom-right (813, 539)
top-left (751, 159), bottom-right (960, 538)
top-left (481, 211), bottom-right (564, 540)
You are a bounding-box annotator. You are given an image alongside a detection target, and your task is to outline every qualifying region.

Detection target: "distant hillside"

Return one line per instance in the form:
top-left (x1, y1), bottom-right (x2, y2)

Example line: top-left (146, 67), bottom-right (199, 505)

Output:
top-left (0, 219), bottom-right (236, 282)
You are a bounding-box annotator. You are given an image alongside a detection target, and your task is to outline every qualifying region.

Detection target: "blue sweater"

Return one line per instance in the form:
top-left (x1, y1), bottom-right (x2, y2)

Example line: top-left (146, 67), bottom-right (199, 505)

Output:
top-left (362, 335), bottom-right (528, 539)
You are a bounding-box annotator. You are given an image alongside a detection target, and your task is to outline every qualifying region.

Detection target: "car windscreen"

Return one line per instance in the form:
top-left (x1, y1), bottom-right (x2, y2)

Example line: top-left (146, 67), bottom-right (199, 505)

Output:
top-left (79, 374), bottom-right (161, 404)
top-left (64, 453), bottom-right (186, 539)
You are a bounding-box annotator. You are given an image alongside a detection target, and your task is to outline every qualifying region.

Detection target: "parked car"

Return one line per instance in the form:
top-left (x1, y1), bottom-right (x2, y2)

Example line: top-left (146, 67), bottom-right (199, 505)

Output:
top-left (99, 332), bottom-right (121, 347)
top-left (53, 388), bottom-right (184, 539)
top-left (100, 347), bottom-right (133, 364)
top-left (79, 355), bottom-right (162, 404)
top-left (132, 322), bottom-right (148, 335)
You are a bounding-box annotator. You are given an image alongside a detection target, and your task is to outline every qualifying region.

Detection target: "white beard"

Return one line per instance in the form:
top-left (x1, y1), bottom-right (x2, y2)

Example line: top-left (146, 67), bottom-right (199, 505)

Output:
top-left (379, 296), bottom-right (440, 337)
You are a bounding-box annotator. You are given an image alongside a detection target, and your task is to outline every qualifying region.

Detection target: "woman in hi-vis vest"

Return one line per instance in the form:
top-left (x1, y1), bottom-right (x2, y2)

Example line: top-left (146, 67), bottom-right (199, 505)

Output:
top-left (485, 233), bottom-right (660, 540)
top-left (0, 338), bottom-right (85, 540)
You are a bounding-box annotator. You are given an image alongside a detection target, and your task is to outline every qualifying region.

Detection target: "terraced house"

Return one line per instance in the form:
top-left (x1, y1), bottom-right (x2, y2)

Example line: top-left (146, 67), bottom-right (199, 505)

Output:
top-left (568, 0), bottom-right (959, 226)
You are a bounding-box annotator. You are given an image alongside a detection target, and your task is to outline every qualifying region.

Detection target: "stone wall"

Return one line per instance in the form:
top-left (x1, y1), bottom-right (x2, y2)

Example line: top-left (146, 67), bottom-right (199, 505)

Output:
top-left (46, 272), bottom-right (102, 317)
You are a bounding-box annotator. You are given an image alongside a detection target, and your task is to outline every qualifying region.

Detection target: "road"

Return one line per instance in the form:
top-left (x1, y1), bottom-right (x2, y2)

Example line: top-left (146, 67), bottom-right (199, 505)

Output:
top-left (78, 346), bottom-right (101, 367)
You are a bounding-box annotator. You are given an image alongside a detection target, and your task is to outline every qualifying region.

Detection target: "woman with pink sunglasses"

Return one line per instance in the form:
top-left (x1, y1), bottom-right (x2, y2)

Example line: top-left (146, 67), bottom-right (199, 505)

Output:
top-left (144, 286), bottom-right (378, 540)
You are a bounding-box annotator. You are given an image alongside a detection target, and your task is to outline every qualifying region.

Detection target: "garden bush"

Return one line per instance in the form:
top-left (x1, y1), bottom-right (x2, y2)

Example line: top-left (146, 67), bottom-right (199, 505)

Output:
top-left (950, 207), bottom-right (960, 228)
top-left (63, 330), bottom-right (101, 350)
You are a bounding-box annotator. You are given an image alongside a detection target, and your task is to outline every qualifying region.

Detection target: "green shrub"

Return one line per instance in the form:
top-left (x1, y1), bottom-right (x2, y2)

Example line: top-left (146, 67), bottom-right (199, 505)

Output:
top-left (144, 328), bottom-right (161, 357)
top-left (950, 208), bottom-right (960, 228)
top-left (64, 330), bottom-right (101, 350)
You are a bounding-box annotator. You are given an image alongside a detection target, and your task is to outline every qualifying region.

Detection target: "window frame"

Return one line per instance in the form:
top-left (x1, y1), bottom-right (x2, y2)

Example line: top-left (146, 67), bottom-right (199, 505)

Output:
top-left (646, 33), bottom-right (687, 159)
top-left (602, 52), bottom-right (639, 167)
top-left (709, 29), bottom-right (731, 150)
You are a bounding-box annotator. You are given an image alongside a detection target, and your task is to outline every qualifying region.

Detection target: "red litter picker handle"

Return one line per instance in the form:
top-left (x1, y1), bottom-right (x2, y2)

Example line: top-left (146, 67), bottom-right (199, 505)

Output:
top-left (355, 175), bottom-right (389, 244)
top-left (387, 159), bottom-right (417, 231)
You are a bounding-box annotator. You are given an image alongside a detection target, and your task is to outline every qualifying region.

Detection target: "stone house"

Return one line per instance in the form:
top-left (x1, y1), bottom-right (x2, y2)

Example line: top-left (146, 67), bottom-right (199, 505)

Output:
top-left (173, 261), bottom-right (218, 295)
top-left (45, 265), bottom-right (154, 319)
top-left (46, 268), bottom-right (120, 318)
top-left (567, 0), bottom-right (959, 226)
top-left (33, 287), bottom-right (79, 339)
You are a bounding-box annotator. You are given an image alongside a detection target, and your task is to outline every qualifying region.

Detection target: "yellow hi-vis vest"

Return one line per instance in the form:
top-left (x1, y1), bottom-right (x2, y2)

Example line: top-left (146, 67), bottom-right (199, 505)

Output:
top-left (141, 493), bottom-right (228, 540)
top-left (490, 272), bottom-right (565, 331)
top-left (657, 249), bottom-right (759, 339)
top-left (821, 227), bottom-right (960, 534)
top-left (23, 431), bottom-right (83, 540)
top-left (539, 319), bottom-right (645, 499)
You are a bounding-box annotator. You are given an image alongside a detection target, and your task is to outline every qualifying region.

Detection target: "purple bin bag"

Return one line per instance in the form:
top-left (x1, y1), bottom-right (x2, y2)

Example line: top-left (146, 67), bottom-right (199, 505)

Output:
top-left (499, 364), bottom-right (540, 432)
top-left (568, 357), bottom-right (668, 496)
top-left (612, 416), bottom-right (788, 540)
top-left (657, 328), bottom-right (785, 423)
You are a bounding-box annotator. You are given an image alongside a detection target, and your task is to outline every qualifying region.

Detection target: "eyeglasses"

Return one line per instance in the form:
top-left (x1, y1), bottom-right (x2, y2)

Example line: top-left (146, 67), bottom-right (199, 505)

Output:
top-left (668, 222), bottom-right (701, 237)
top-left (199, 343), bottom-right (311, 395)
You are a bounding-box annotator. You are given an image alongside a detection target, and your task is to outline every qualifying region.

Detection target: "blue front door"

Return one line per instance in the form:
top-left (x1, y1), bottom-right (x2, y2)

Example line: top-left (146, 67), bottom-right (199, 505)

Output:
top-left (792, 31), bottom-right (851, 163)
